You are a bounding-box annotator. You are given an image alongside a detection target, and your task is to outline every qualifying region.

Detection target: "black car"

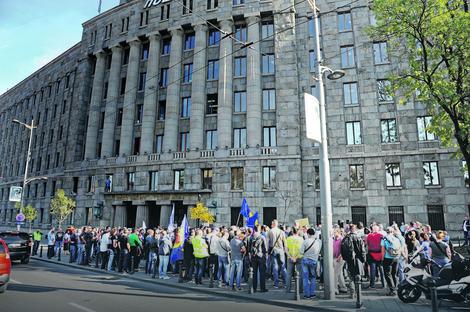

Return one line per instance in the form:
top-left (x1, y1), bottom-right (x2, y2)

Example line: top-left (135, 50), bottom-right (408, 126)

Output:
top-left (0, 232), bottom-right (32, 264)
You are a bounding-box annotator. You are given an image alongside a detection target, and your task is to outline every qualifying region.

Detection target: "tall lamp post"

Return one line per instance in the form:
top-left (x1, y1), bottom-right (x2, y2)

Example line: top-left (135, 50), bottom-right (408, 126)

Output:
top-left (307, 0), bottom-right (346, 300)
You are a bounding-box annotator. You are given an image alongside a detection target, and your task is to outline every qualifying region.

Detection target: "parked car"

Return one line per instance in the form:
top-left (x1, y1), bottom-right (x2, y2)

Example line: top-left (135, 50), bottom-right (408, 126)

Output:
top-left (0, 238), bottom-right (11, 293)
top-left (0, 231), bottom-right (32, 264)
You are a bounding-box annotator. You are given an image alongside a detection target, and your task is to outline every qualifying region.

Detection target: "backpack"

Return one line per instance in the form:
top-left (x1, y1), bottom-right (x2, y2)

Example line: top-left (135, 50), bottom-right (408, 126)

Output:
top-left (384, 236), bottom-right (401, 259)
top-left (340, 234), bottom-right (355, 262)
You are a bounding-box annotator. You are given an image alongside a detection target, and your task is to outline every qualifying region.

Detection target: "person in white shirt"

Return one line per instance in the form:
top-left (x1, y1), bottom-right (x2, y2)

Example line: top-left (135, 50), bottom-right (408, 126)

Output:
top-left (99, 226), bottom-right (110, 269)
top-left (300, 228), bottom-right (322, 299)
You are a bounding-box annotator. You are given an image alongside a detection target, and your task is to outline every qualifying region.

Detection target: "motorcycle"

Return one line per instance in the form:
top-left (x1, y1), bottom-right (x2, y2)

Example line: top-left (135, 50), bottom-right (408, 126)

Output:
top-left (398, 251), bottom-right (470, 304)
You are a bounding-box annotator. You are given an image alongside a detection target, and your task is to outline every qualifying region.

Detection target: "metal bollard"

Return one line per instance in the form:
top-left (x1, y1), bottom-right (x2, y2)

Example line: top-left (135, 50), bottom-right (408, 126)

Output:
top-left (248, 266), bottom-right (254, 294)
top-left (95, 252), bottom-right (100, 268)
top-left (130, 255), bottom-right (135, 274)
top-left (39, 245), bottom-right (43, 258)
top-left (294, 265), bottom-right (300, 301)
top-left (58, 246), bottom-right (62, 262)
top-left (355, 275), bottom-right (363, 308)
top-left (179, 261), bottom-right (186, 283)
top-left (430, 279), bottom-right (439, 312)
top-left (209, 264), bottom-right (215, 288)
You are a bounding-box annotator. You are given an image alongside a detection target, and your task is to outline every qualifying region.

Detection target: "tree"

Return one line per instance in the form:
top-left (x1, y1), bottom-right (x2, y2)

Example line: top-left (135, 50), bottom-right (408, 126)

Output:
top-left (189, 202), bottom-right (215, 227)
top-left (50, 189), bottom-right (76, 228)
top-left (369, 0), bottom-right (470, 180)
top-left (15, 202), bottom-right (37, 232)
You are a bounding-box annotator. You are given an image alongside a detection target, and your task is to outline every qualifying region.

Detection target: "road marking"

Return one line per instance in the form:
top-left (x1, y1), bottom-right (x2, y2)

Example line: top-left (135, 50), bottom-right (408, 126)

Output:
top-left (68, 302), bottom-right (96, 312)
top-left (9, 279), bottom-right (23, 284)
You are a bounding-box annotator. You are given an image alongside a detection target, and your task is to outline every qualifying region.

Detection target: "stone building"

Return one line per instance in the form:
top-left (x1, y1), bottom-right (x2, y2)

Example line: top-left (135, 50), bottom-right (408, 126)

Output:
top-left (0, 0), bottom-right (468, 234)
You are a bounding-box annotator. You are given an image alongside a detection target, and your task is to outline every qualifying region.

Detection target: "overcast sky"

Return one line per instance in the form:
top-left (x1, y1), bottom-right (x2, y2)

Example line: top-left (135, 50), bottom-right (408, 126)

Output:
top-left (0, 0), bottom-right (120, 95)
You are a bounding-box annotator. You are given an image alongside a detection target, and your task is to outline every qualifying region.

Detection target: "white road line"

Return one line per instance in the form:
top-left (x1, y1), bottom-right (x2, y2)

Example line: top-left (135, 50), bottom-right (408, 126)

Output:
top-left (9, 279), bottom-right (23, 284)
top-left (68, 302), bottom-right (97, 312)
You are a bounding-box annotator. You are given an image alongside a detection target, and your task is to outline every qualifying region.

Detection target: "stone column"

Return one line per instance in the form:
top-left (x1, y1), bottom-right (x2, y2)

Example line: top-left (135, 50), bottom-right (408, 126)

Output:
top-left (160, 205), bottom-right (171, 227)
top-left (84, 51), bottom-right (106, 159)
top-left (246, 15), bottom-right (262, 147)
top-left (101, 46), bottom-right (122, 157)
top-left (217, 19), bottom-right (234, 149)
top-left (114, 205), bottom-right (127, 227)
top-left (119, 39), bottom-right (141, 156)
top-left (162, 28), bottom-right (184, 152)
top-left (135, 204), bottom-right (149, 228)
top-left (140, 33), bottom-right (161, 154)
top-left (189, 24), bottom-right (208, 150)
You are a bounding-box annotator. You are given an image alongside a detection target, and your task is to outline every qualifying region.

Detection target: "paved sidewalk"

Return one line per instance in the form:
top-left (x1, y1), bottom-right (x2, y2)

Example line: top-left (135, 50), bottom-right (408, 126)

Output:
top-left (31, 253), bottom-right (464, 312)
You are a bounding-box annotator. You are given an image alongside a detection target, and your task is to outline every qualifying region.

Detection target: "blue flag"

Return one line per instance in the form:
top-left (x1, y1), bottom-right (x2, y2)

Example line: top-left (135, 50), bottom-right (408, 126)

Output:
top-left (247, 211), bottom-right (259, 228)
top-left (240, 198), bottom-right (251, 218)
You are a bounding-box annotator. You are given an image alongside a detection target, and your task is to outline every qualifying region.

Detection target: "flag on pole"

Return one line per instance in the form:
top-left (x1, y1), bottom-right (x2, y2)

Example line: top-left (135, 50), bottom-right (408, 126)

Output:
top-left (98, 0), bottom-right (102, 14)
top-left (247, 211), bottom-right (259, 228)
top-left (142, 221), bottom-right (147, 231)
top-left (168, 203), bottom-right (175, 233)
top-left (170, 215), bottom-right (189, 264)
top-left (240, 198), bottom-right (251, 218)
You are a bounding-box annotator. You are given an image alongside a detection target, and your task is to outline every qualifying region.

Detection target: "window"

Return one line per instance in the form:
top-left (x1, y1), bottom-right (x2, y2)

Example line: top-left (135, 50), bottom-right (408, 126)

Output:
top-left (343, 82), bottom-right (359, 106)
top-left (100, 112), bottom-right (105, 129)
top-left (160, 4), bottom-right (170, 20)
top-left (206, 130), bottom-right (217, 150)
top-left (234, 91), bottom-right (246, 112)
top-left (174, 170), bottom-right (184, 190)
top-left (179, 132), bottom-right (189, 152)
top-left (104, 23), bottom-right (112, 39)
top-left (122, 16), bottom-right (130, 32)
top-left (42, 182), bottom-right (47, 197)
top-left (463, 160), bottom-right (469, 187)
top-left (155, 135), bottom-right (163, 153)
top-left (103, 82), bottom-right (109, 99)
top-left (181, 97), bottom-right (191, 118)
top-left (263, 166), bottom-right (276, 189)
top-left (308, 17), bottom-right (321, 38)
top-left (261, 21), bottom-right (274, 39)
top-left (206, 93), bottom-right (218, 115)
top-left (388, 206), bottom-right (404, 225)
top-left (122, 48), bottom-right (130, 65)
top-left (183, 63), bottom-right (193, 83)
top-left (346, 121), bottom-right (362, 145)
top-left (138, 72), bottom-right (147, 91)
top-left (184, 33), bottom-right (195, 50)
top-left (262, 54), bottom-right (275, 74)
top-left (158, 101), bottom-right (166, 120)
top-left (207, 60), bottom-right (219, 80)
top-left (423, 161), bottom-right (440, 186)
top-left (377, 79), bottom-right (393, 102)
top-left (262, 89), bottom-right (275, 110)
top-left (162, 39), bottom-right (171, 55)
top-left (385, 163), bottom-right (401, 187)
top-left (51, 181), bottom-right (56, 197)
top-left (202, 169), bottom-right (213, 190)
top-left (316, 207), bottom-right (321, 225)
top-left (309, 50), bottom-right (317, 72)
top-left (338, 12), bottom-right (352, 32)
top-left (208, 30), bottom-right (220, 46)
top-left (183, 0), bottom-right (193, 14)
top-left (340, 45), bottom-right (355, 68)
top-left (120, 77), bottom-right (127, 95)
top-left (381, 119), bottom-right (398, 143)
top-left (134, 137), bottom-right (141, 154)
top-left (55, 152), bottom-right (60, 167)
top-left (207, 0), bottom-right (218, 10)
top-left (49, 129), bottom-right (54, 143)
top-left (350, 164), bottom-right (365, 189)
top-left (417, 116), bottom-right (435, 141)
top-left (117, 108), bottom-right (123, 126)
top-left (233, 0), bottom-right (244, 5)
top-left (160, 68), bottom-right (169, 87)
top-left (373, 42), bottom-right (389, 64)
top-left (351, 206), bottom-right (367, 226)
top-left (231, 207), bottom-right (244, 226)
top-left (149, 171), bottom-right (158, 191)
top-left (127, 172), bottom-right (136, 191)
top-left (263, 126), bottom-right (277, 147)
top-left (231, 167), bottom-right (244, 190)
top-left (72, 177), bottom-right (79, 193)
top-left (234, 57), bottom-right (247, 77)
top-left (141, 43), bottom-right (149, 60)
top-left (233, 128), bottom-right (246, 148)
top-left (140, 11), bottom-right (149, 27)
top-left (427, 205), bottom-right (445, 230)
top-left (314, 165), bottom-right (320, 190)
top-left (234, 25), bottom-right (247, 41)
top-left (136, 105), bottom-right (143, 124)
top-left (115, 140), bottom-right (120, 156)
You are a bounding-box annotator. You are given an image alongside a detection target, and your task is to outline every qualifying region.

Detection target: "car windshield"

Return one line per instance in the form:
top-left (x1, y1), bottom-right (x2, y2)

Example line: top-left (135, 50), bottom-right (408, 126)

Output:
top-left (0, 233), bottom-right (29, 244)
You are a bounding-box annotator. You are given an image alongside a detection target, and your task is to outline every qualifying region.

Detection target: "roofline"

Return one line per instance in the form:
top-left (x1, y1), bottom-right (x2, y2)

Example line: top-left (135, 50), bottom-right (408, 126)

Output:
top-left (82, 0), bottom-right (138, 27)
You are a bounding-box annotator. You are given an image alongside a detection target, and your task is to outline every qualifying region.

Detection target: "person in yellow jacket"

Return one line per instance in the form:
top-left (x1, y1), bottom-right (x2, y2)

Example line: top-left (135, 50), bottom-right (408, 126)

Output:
top-left (285, 227), bottom-right (304, 293)
top-left (192, 229), bottom-right (209, 285)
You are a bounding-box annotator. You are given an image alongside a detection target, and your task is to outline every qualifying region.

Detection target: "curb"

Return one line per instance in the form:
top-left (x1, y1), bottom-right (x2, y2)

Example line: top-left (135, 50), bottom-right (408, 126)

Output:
top-left (32, 256), bottom-right (354, 312)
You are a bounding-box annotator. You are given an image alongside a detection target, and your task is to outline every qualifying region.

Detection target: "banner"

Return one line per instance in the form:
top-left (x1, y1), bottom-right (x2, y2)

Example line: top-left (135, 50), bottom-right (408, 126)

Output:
top-left (295, 217), bottom-right (310, 228)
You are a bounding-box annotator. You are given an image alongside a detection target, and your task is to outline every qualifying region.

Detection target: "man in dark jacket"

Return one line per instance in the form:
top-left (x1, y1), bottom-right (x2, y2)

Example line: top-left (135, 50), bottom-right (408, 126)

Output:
top-left (250, 226), bottom-right (268, 293)
top-left (341, 224), bottom-right (367, 298)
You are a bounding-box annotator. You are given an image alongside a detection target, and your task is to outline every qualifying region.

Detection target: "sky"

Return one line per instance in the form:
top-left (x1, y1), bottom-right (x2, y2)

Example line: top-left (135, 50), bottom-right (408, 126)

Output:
top-left (0, 0), bottom-right (120, 96)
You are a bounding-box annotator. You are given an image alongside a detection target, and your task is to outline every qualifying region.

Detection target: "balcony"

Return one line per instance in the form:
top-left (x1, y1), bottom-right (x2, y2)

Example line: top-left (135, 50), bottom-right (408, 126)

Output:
top-left (126, 155), bottom-right (137, 163)
top-left (147, 153), bottom-right (160, 161)
top-left (173, 152), bottom-right (186, 160)
top-left (106, 157), bottom-right (116, 165)
top-left (200, 150), bottom-right (214, 158)
top-left (229, 148), bottom-right (245, 157)
top-left (260, 146), bottom-right (277, 155)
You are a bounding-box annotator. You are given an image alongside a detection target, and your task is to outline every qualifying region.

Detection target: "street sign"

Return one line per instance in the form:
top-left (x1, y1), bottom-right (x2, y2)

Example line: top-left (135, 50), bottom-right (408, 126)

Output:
top-left (304, 93), bottom-right (321, 143)
top-left (9, 186), bottom-right (22, 202)
top-left (16, 212), bottom-right (25, 222)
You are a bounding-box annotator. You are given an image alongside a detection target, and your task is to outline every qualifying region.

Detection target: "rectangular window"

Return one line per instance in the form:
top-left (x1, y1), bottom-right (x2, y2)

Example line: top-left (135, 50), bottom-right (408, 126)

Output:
top-left (377, 79), bottom-right (393, 102)
top-left (463, 160), bottom-right (469, 187)
top-left (206, 93), bottom-right (218, 115)
top-left (381, 119), bottom-right (398, 143)
top-left (122, 48), bottom-right (130, 65)
top-left (115, 140), bottom-right (120, 156)
top-left (423, 161), bottom-right (440, 186)
top-left (417, 116), bottom-right (435, 141)
top-left (127, 172), bottom-right (136, 191)
top-left (385, 163), bottom-right (401, 187)
top-left (117, 108), bottom-right (123, 126)
top-left (351, 206), bottom-right (367, 226)
top-left (234, 25), bottom-right (247, 42)
top-left (174, 170), bottom-right (185, 190)
top-left (72, 177), bottom-right (79, 193)
top-left (207, 60), bottom-right (219, 80)
top-left (263, 126), bottom-right (277, 147)
top-left (179, 132), bottom-right (189, 152)
top-left (141, 42), bottom-right (149, 60)
top-left (136, 105), bottom-right (143, 124)
top-left (314, 165), bottom-right (320, 190)
top-left (208, 30), bottom-right (221, 46)
top-left (133, 137), bottom-right (141, 154)
top-left (183, 0), bottom-right (193, 14)
top-left (338, 12), bottom-right (352, 32)
top-left (149, 171), bottom-right (158, 191)
top-left (120, 77), bottom-right (126, 95)
top-left (100, 112), bottom-right (105, 129)
top-left (207, 0), bottom-right (218, 10)
top-left (158, 101), bottom-right (166, 120)
top-left (262, 89), bottom-right (276, 110)
top-left (233, 0), bottom-right (245, 5)
top-left (373, 42), bottom-right (389, 64)
top-left (55, 152), bottom-right (60, 167)
top-left (103, 82), bottom-right (109, 99)
top-left (346, 121), bottom-right (362, 145)
top-left (231, 167), bottom-right (244, 190)
top-left (202, 169), bottom-right (213, 190)
top-left (205, 130), bottom-right (217, 150)
top-left (160, 4), bottom-right (170, 20)
top-left (263, 166), bottom-right (276, 189)
top-left (350, 164), bottom-right (365, 189)
top-left (261, 21), bottom-right (274, 39)
top-left (181, 97), bottom-right (191, 118)
top-left (233, 128), bottom-right (247, 148)
top-left (343, 82), bottom-right (359, 106)
top-left (234, 91), bottom-right (247, 112)
top-left (234, 57), bottom-right (247, 77)
top-left (155, 135), bottom-right (163, 154)
top-left (140, 11), bottom-right (149, 27)
top-left (388, 206), bottom-right (405, 225)
top-left (427, 205), bottom-right (445, 230)
top-left (340, 45), bottom-right (355, 68)
top-left (309, 50), bottom-right (317, 72)
top-left (138, 72), bottom-right (147, 91)
top-left (184, 33), bottom-right (195, 50)
top-left (262, 54), bottom-right (275, 74)
top-left (162, 39), bottom-right (171, 55)
top-left (42, 182), bottom-right (47, 197)
top-left (183, 63), bottom-right (193, 83)
top-left (160, 68), bottom-right (169, 87)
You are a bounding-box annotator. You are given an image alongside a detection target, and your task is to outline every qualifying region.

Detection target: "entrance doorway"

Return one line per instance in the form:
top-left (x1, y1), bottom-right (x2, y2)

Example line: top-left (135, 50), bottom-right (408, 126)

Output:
top-left (125, 202), bottom-right (137, 228)
top-left (173, 201), bottom-right (187, 225)
top-left (147, 201), bottom-right (161, 228)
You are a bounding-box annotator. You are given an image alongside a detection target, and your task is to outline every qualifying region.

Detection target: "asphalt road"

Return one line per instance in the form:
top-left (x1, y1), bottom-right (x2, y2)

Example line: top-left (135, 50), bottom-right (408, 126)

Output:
top-left (1, 259), bottom-right (307, 312)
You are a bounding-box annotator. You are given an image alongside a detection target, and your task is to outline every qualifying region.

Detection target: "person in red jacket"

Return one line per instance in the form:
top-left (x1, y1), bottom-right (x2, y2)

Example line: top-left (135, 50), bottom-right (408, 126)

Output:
top-left (366, 225), bottom-right (385, 288)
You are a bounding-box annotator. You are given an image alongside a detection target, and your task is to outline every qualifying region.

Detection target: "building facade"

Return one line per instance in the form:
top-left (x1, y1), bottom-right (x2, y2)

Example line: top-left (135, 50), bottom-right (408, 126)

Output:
top-left (0, 0), bottom-right (468, 234)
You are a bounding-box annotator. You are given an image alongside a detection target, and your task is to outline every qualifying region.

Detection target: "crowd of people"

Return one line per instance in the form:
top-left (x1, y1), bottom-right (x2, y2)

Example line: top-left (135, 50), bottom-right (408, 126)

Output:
top-left (31, 218), bottom-right (459, 300)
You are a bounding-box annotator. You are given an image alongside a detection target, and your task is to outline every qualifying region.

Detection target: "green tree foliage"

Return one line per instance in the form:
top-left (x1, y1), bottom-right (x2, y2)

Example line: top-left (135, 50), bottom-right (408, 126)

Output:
top-left (50, 189), bottom-right (76, 228)
top-left (369, 0), bottom-right (470, 180)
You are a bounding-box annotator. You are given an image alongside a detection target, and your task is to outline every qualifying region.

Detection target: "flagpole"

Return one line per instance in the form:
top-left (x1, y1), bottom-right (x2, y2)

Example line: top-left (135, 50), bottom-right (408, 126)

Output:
top-left (236, 213), bottom-right (242, 227)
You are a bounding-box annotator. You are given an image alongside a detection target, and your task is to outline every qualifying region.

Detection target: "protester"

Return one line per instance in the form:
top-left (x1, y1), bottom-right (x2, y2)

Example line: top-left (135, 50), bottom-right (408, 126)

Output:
top-left (381, 227), bottom-right (401, 296)
top-left (300, 228), bottom-right (322, 299)
top-left (229, 230), bottom-right (245, 290)
top-left (158, 230), bottom-right (172, 279)
top-left (192, 229), bottom-right (209, 285)
top-left (32, 229), bottom-right (43, 256)
top-left (430, 230), bottom-right (452, 277)
top-left (285, 227), bottom-right (304, 294)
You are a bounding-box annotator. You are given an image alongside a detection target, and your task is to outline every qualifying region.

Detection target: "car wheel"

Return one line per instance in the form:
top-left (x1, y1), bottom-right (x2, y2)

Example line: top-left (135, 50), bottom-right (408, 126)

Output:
top-left (21, 257), bottom-right (30, 264)
top-left (0, 284), bottom-right (6, 294)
